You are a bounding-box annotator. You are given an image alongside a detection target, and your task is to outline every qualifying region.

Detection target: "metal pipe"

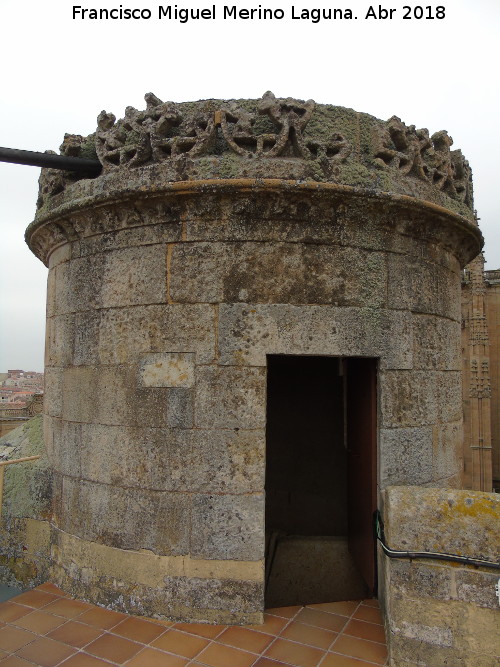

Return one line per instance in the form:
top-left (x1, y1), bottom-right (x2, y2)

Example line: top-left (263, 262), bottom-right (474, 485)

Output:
top-left (375, 510), bottom-right (500, 571)
top-left (0, 147), bottom-right (102, 175)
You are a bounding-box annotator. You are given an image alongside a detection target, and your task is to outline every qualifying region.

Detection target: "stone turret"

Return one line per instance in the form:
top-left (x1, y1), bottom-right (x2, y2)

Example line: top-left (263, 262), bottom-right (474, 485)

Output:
top-left (25, 93), bottom-right (482, 626)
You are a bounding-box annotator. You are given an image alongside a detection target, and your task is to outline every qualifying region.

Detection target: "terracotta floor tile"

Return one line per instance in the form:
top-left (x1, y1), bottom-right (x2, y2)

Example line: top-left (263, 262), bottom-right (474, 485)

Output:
top-left (126, 646), bottom-right (189, 666)
top-left (360, 599), bottom-right (379, 609)
top-left (245, 613), bottom-right (289, 636)
top-left (112, 616), bottom-right (165, 643)
top-left (144, 617), bottom-right (174, 628)
top-left (13, 610), bottom-right (67, 634)
top-left (85, 633), bottom-right (143, 663)
top-left (343, 620), bottom-right (386, 644)
top-left (265, 606), bottom-right (301, 619)
top-left (15, 636), bottom-right (76, 666)
top-left (151, 629), bottom-right (208, 658)
top-left (73, 607), bottom-right (127, 630)
top-left (35, 583), bottom-right (67, 597)
top-left (218, 625), bottom-right (274, 653)
top-left (330, 636), bottom-right (387, 665)
top-left (306, 601), bottom-right (359, 618)
top-left (264, 637), bottom-right (324, 667)
top-left (280, 620), bottom-right (337, 650)
top-left (0, 626), bottom-right (37, 652)
top-left (42, 598), bottom-right (92, 619)
top-left (47, 620), bottom-right (103, 648)
top-left (252, 659), bottom-right (291, 667)
top-left (58, 654), bottom-right (110, 667)
top-left (0, 603), bottom-right (32, 624)
top-left (352, 607), bottom-right (383, 626)
top-left (196, 642), bottom-right (257, 667)
top-left (173, 622), bottom-right (225, 639)
top-left (8, 591), bottom-right (58, 610)
top-left (322, 654), bottom-right (380, 667)
top-left (0, 657), bottom-right (38, 667)
top-left (295, 608), bottom-right (348, 633)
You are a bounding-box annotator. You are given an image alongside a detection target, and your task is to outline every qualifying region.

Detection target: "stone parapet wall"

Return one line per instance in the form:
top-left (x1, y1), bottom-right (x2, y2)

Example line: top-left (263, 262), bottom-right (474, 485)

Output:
top-left (382, 486), bottom-right (500, 666)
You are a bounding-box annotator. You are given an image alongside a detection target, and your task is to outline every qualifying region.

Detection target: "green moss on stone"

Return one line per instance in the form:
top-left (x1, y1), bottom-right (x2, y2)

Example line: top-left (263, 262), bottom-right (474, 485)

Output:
top-left (1, 416), bottom-right (52, 520)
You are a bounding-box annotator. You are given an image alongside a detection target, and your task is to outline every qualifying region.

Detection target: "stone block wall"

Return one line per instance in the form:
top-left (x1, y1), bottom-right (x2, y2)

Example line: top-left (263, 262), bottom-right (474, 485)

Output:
top-left (382, 486), bottom-right (500, 666)
top-left (37, 182), bottom-right (479, 621)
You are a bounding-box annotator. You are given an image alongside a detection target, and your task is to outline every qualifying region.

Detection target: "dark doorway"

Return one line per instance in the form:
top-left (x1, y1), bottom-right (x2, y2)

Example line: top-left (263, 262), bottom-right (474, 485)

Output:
top-left (265, 355), bottom-right (377, 607)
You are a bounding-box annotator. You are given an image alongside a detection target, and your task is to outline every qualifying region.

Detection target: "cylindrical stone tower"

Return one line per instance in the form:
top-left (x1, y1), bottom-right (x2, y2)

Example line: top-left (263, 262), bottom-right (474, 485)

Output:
top-left (27, 93), bottom-right (482, 623)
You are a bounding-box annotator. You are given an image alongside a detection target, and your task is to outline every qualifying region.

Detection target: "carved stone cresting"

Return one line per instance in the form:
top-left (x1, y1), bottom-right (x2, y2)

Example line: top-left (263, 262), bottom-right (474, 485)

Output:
top-left (37, 134), bottom-right (90, 208)
top-left (35, 93), bottom-right (475, 218)
top-left (374, 116), bottom-right (473, 207)
top-left (94, 91), bottom-right (350, 168)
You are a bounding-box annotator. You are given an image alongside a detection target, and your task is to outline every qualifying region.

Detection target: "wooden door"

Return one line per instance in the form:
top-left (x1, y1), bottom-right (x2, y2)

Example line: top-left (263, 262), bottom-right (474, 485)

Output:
top-left (344, 357), bottom-right (377, 594)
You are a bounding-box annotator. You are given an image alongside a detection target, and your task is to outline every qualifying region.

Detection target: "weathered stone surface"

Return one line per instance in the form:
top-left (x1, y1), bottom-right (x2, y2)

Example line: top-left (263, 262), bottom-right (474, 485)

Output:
top-left (412, 314), bottom-right (461, 371)
top-left (379, 427), bottom-right (434, 487)
top-left (66, 425), bottom-right (263, 494)
top-left (47, 243), bottom-right (71, 269)
top-left (387, 254), bottom-right (461, 320)
top-left (76, 425), bottom-right (189, 490)
top-left (139, 353), bottom-right (195, 388)
top-left (195, 366), bottom-right (266, 429)
top-left (191, 493), bottom-right (264, 561)
top-left (170, 242), bottom-right (387, 307)
top-left (73, 310), bottom-right (101, 365)
top-left (387, 596), bottom-right (500, 666)
top-left (51, 246), bottom-right (166, 314)
top-left (380, 371), bottom-right (438, 427)
top-left (218, 303), bottom-right (412, 369)
top-left (62, 365), bottom-right (175, 428)
top-left (96, 305), bottom-right (216, 365)
top-left (78, 220), bottom-right (182, 256)
top-left (101, 244), bottom-right (166, 308)
top-left (64, 253), bottom-right (107, 314)
top-left (46, 268), bottom-right (56, 318)
top-left (45, 314), bottom-right (75, 367)
top-left (61, 366), bottom-right (98, 423)
top-left (388, 634), bottom-right (494, 667)
top-left (166, 388), bottom-right (194, 428)
top-left (61, 477), bottom-right (190, 555)
top-left (50, 418), bottom-right (82, 478)
top-left (187, 429), bottom-right (265, 494)
top-left (386, 559), bottom-right (452, 602)
top-left (456, 569), bottom-right (500, 609)
top-left (436, 371), bottom-right (462, 422)
top-left (43, 367), bottom-right (63, 418)
top-left (433, 421), bottom-right (462, 481)
top-left (384, 486), bottom-right (500, 562)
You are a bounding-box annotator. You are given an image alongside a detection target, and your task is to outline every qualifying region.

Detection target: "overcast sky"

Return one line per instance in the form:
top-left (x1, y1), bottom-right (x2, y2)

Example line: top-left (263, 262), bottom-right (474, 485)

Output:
top-left (1, 0), bottom-right (499, 372)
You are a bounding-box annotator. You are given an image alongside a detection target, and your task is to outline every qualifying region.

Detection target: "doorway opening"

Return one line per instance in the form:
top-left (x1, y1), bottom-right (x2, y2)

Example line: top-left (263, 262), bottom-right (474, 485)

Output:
top-left (265, 355), bottom-right (377, 607)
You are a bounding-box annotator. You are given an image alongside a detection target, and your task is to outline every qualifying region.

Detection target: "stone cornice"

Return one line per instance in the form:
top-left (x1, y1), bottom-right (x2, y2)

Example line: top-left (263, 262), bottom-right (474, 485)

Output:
top-left (26, 179), bottom-right (482, 268)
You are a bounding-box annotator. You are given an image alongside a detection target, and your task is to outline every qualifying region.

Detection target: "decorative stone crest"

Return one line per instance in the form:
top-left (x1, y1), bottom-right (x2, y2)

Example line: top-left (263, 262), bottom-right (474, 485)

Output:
top-left (374, 116), bottom-right (473, 207)
top-left (94, 91), bottom-right (350, 167)
top-left (34, 93), bottom-right (475, 220)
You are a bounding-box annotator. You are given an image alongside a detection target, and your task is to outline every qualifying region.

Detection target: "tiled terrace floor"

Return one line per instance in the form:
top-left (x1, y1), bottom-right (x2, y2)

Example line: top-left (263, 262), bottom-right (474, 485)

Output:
top-left (0, 583), bottom-right (388, 667)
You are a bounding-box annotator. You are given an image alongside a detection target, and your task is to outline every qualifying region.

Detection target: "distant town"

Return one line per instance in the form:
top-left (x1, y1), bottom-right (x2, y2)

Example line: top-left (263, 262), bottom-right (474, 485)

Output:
top-left (0, 369), bottom-right (44, 408)
top-left (0, 370), bottom-right (44, 436)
